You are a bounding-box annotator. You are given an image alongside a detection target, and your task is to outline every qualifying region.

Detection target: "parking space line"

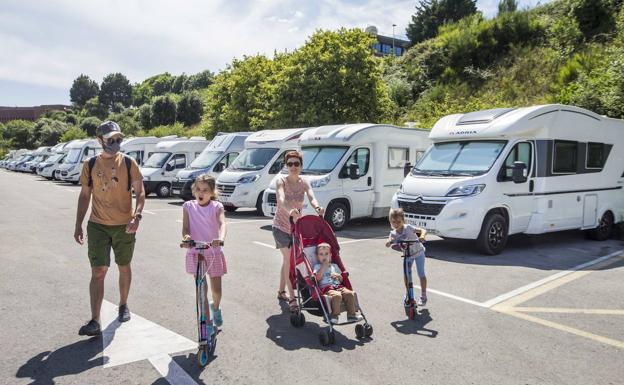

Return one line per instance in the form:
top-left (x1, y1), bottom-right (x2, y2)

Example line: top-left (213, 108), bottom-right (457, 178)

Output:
top-left (253, 241), bottom-right (274, 249)
top-left (503, 310), bottom-right (624, 349)
top-left (143, 210), bottom-right (156, 215)
top-left (339, 237), bottom-right (385, 244)
top-left (482, 250), bottom-right (624, 308)
top-left (228, 219), bottom-right (272, 225)
top-left (414, 285), bottom-right (486, 308)
top-left (512, 307), bottom-right (624, 315)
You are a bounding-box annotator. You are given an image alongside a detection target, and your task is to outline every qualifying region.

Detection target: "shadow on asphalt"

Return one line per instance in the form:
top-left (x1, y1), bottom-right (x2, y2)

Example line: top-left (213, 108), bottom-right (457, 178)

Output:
top-left (166, 353), bottom-right (211, 385)
top-left (15, 337), bottom-right (104, 384)
top-left (390, 309), bottom-right (438, 338)
top-left (265, 302), bottom-right (371, 352)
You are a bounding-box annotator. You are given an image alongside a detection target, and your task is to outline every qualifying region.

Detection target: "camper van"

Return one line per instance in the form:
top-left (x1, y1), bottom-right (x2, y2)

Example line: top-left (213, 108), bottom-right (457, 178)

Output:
top-left (20, 146), bottom-right (52, 173)
top-left (121, 136), bottom-right (178, 165)
top-left (58, 139), bottom-right (103, 183)
top-left (262, 124), bottom-right (431, 230)
top-left (216, 128), bottom-right (310, 213)
top-left (141, 138), bottom-right (209, 197)
top-left (8, 152), bottom-right (33, 171)
top-left (392, 104), bottom-right (624, 255)
top-left (173, 132), bottom-right (249, 201)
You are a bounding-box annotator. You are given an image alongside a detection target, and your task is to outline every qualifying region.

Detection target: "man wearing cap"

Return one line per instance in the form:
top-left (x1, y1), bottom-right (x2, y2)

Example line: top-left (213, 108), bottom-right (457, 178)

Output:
top-left (74, 121), bottom-right (145, 336)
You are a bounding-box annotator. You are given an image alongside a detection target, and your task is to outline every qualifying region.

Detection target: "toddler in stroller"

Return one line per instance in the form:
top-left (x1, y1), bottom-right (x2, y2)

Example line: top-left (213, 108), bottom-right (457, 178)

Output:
top-left (288, 215), bottom-right (372, 346)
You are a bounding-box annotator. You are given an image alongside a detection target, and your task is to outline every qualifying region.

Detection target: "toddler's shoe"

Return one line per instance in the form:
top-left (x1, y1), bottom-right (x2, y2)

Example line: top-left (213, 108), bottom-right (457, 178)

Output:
top-left (210, 302), bottom-right (223, 327)
top-left (347, 314), bottom-right (363, 322)
top-left (417, 296), bottom-right (428, 306)
top-left (329, 317), bottom-right (339, 324)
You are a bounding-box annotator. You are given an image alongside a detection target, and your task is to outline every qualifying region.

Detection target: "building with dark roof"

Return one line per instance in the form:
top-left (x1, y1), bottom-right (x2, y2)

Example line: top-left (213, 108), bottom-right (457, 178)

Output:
top-left (365, 26), bottom-right (411, 57)
top-left (0, 105), bottom-right (70, 123)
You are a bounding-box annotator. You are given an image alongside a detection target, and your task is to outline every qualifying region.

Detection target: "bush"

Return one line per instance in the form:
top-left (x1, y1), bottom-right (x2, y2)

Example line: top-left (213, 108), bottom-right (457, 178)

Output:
top-left (151, 95), bottom-right (177, 126)
top-left (60, 126), bottom-right (88, 142)
top-left (3, 120), bottom-right (35, 148)
top-left (106, 109), bottom-right (141, 136)
top-left (177, 91), bottom-right (204, 126)
top-left (138, 104), bottom-right (152, 129)
top-left (80, 116), bottom-right (102, 137)
top-left (33, 118), bottom-right (69, 146)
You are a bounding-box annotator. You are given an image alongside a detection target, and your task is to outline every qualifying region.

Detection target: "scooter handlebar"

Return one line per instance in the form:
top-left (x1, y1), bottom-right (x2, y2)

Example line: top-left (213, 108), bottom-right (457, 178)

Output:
top-left (181, 239), bottom-right (224, 249)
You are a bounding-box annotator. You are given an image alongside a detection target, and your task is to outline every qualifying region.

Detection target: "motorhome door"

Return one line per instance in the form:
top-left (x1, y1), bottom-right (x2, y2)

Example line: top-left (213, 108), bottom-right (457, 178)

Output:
top-left (340, 147), bottom-right (374, 218)
top-left (498, 141), bottom-right (534, 233)
top-left (165, 153), bottom-right (186, 178)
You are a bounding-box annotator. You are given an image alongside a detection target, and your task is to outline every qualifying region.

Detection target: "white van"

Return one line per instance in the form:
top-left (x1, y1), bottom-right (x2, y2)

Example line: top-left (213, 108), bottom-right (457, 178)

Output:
top-left (216, 128), bottom-right (310, 213)
top-left (173, 132), bottom-right (249, 201)
top-left (58, 139), bottom-right (103, 183)
top-left (141, 138), bottom-right (209, 197)
top-left (392, 104), bottom-right (624, 255)
top-left (121, 135), bottom-right (178, 165)
top-left (262, 124), bottom-right (431, 230)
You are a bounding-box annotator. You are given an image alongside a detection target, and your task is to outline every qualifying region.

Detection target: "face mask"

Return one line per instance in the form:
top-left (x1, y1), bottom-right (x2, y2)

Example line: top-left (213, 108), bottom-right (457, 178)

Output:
top-left (103, 139), bottom-right (121, 154)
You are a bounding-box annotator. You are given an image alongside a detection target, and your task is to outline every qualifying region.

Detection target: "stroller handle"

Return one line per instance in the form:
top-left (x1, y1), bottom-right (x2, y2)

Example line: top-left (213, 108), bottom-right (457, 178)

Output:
top-left (181, 239), bottom-right (225, 249)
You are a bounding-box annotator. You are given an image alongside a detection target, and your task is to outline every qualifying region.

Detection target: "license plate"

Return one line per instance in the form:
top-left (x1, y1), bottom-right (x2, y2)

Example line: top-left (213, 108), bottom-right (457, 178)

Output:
top-left (172, 189), bottom-right (181, 195)
top-left (220, 195), bottom-right (230, 203)
top-left (406, 217), bottom-right (430, 229)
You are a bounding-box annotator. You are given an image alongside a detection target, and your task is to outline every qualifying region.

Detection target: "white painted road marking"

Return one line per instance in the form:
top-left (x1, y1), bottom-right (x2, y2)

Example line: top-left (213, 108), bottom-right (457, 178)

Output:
top-left (253, 241), bottom-right (274, 249)
top-left (100, 300), bottom-right (198, 384)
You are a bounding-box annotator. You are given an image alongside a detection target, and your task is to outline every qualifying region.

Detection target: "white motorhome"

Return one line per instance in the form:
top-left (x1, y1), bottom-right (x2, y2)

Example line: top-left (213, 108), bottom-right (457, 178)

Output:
top-left (21, 146), bottom-right (52, 173)
top-left (58, 139), bottom-right (103, 183)
top-left (173, 132), bottom-right (249, 201)
top-left (392, 104), bottom-right (624, 254)
top-left (262, 124), bottom-right (431, 230)
top-left (141, 138), bottom-right (209, 197)
top-left (216, 128), bottom-right (310, 213)
top-left (121, 135), bottom-right (178, 165)
top-left (37, 143), bottom-right (68, 177)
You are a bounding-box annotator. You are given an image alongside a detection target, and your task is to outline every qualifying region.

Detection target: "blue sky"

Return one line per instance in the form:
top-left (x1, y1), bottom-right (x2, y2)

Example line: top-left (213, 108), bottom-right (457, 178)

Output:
top-left (0, 0), bottom-right (547, 106)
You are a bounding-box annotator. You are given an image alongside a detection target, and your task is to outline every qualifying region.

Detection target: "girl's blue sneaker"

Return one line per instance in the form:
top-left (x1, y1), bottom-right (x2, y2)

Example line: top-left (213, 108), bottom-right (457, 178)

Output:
top-left (210, 302), bottom-right (223, 327)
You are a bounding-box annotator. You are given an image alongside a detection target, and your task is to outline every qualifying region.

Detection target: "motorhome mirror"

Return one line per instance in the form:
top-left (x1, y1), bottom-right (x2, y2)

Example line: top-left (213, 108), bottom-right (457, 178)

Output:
top-left (165, 163), bottom-right (174, 172)
top-left (403, 162), bottom-right (412, 177)
top-left (512, 161), bottom-right (527, 183)
top-left (348, 163), bottom-right (360, 180)
top-left (214, 163), bottom-right (225, 173)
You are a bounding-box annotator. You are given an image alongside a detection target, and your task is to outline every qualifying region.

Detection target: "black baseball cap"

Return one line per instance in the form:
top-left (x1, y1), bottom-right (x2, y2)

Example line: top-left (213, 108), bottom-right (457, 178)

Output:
top-left (96, 121), bottom-right (123, 139)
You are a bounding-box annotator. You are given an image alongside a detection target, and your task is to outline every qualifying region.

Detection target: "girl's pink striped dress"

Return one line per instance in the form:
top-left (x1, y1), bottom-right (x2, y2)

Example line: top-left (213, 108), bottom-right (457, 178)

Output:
top-left (183, 199), bottom-right (227, 277)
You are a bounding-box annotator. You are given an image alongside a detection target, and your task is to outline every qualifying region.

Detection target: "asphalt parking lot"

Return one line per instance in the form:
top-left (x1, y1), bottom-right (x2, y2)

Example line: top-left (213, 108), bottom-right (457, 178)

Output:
top-left (1, 170), bottom-right (623, 385)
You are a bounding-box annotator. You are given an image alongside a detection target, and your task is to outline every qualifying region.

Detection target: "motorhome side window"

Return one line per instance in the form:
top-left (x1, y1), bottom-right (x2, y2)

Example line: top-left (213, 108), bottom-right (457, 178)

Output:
top-left (553, 140), bottom-right (577, 174)
top-left (501, 142), bottom-right (532, 181)
top-left (340, 148), bottom-right (370, 178)
top-left (86, 148), bottom-right (97, 157)
top-left (388, 147), bottom-right (409, 168)
top-left (270, 151), bottom-right (289, 174)
top-left (586, 142), bottom-right (606, 169)
top-left (168, 154), bottom-right (186, 169)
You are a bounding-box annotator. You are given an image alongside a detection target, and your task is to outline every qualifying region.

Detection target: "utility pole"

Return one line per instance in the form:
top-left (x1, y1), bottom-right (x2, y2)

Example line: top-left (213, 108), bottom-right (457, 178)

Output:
top-left (392, 24), bottom-right (396, 56)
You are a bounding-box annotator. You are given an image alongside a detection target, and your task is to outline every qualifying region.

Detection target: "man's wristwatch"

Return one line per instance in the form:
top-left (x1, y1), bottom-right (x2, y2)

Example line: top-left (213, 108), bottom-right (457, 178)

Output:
top-left (134, 213), bottom-right (143, 221)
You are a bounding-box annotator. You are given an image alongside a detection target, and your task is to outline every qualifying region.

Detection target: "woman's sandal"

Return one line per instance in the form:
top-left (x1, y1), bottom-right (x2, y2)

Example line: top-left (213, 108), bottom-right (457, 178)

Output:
top-left (288, 299), bottom-right (298, 312)
top-left (277, 290), bottom-right (289, 301)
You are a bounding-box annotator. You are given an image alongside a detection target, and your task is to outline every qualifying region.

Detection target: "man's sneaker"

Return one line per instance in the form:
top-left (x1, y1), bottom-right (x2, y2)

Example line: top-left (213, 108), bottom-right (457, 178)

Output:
top-left (118, 304), bottom-right (131, 322)
top-left (210, 302), bottom-right (223, 327)
top-left (78, 320), bottom-right (101, 336)
top-left (330, 317), bottom-right (339, 324)
top-left (347, 314), bottom-right (364, 322)
top-left (417, 296), bottom-right (428, 306)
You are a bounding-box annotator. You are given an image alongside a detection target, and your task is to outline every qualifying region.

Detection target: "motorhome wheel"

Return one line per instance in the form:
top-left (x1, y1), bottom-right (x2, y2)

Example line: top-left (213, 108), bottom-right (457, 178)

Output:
top-left (156, 183), bottom-right (171, 198)
top-left (476, 213), bottom-right (508, 255)
top-left (326, 202), bottom-right (349, 231)
top-left (588, 211), bottom-right (614, 241)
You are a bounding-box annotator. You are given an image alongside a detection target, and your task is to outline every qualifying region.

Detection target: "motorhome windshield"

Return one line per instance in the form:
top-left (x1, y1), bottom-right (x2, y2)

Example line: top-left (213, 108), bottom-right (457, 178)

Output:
top-left (65, 148), bottom-right (83, 164)
top-left (190, 151), bottom-right (223, 169)
top-left (301, 146), bottom-right (349, 175)
top-left (229, 148), bottom-right (278, 171)
top-left (143, 152), bottom-right (172, 168)
top-left (47, 154), bottom-right (63, 163)
top-left (413, 141), bottom-right (506, 176)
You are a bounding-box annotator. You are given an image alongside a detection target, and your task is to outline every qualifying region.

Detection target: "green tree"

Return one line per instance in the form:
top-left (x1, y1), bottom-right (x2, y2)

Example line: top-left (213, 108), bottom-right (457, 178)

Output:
top-left (70, 74), bottom-right (99, 108)
top-left (3, 120), bottom-right (35, 148)
top-left (177, 91), bottom-right (204, 126)
top-left (82, 96), bottom-right (109, 120)
top-left (406, 0), bottom-right (478, 44)
top-left (185, 70), bottom-right (214, 90)
top-left (106, 109), bottom-right (140, 136)
top-left (100, 73), bottom-right (133, 109)
top-left (138, 104), bottom-right (152, 129)
top-left (32, 118), bottom-right (69, 146)
top-left (151, 73), bottom-right (174, 96)
top-left (133, 81), bottom-right (153, 106)
top-left (60, 126), bottom-right (88, 142)
top-left (80, 116), bottom-right (102, 136)
top-left (151, 95), bottom-right (177, 126)
top-left (171, 74), bottom-right (187, 94)
top-left (498, 0), bottom-right (518, 14)
top-left (271, 29), bottom-right (393, 127)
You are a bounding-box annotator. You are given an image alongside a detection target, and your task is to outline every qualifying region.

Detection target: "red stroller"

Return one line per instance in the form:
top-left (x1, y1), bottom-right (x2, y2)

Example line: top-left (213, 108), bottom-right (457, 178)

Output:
top-left (288, 215), bottom-right (373, 346)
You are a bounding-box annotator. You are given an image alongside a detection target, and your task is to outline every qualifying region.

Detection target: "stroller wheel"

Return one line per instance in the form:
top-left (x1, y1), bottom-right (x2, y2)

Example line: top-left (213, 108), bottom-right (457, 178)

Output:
top-left (290, 312), bottom-right (306, 328)
top-left (355, 324), bottom-right (365, 339)
top-left (364, 323), bottom-right (373, 337)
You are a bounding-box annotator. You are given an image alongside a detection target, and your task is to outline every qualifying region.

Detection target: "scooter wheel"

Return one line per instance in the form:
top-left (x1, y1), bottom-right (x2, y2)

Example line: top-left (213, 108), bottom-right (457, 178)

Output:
top-left (364, 323), bottom-right (373, 337)
top-left (355, 324), bottom-right (365, 339)
top-left (197, 347), bottom-right (209, 367)
top-left (319, 330), bottom-right (330, 346)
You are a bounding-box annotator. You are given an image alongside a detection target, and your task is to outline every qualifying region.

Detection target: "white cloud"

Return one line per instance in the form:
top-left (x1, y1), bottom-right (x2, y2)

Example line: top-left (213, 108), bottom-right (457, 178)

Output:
top-left (0, 0), bottom-right (549, 105)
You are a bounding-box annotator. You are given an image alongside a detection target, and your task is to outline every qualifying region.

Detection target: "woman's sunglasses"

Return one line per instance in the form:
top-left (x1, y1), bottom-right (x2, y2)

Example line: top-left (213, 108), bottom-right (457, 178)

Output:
top-left (286, 161), bottom-right (301, 167)
top-left (106, 137), bottom-right (123, 145)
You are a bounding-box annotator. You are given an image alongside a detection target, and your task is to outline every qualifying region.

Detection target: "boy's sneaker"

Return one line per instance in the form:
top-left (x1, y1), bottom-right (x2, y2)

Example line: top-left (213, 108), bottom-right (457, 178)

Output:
top-left (210, 302), bottom-right (222, 327)
top-left (203, 324), bottom-right (215, 338)
top-left (329, 317), bottom-right (339, 324)
top-left (347, 314), bottom-right (363, 322)
top-left (417, 296), bottom-right (428, 306)
top-left (78, 320), bottom-right (101, 336)
top-left (118, 304), bottom-right (131, 322)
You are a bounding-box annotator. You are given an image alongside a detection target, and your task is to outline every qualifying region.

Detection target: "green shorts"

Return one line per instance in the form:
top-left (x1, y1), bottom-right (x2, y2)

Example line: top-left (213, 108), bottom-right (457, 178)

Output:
top-left (87, 221), bottom-right (136, 267)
